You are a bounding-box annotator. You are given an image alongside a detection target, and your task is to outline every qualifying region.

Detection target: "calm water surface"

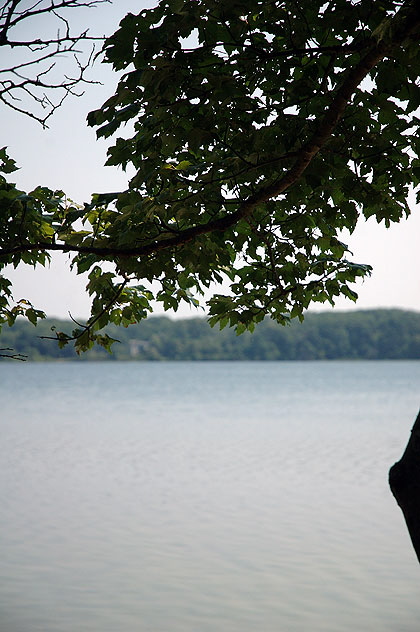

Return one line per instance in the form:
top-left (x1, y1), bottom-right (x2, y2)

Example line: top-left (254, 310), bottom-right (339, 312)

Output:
top-left (1, 360), bottom-right (420, 631)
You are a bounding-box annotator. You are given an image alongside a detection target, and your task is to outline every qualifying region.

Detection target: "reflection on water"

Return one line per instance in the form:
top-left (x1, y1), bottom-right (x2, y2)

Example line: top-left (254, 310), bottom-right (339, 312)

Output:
top-left (1, 361), bottom-right (420, 632)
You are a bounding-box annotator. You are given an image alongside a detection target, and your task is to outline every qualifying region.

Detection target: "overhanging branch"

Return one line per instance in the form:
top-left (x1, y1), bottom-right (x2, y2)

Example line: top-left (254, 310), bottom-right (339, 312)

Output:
top-left (1, 2), bottom-right (419, 257)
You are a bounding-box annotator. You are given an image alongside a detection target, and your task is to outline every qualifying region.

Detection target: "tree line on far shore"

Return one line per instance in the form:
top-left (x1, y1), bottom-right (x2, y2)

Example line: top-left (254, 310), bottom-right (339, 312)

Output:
top-left (1, 308), bottom-right (419, 361)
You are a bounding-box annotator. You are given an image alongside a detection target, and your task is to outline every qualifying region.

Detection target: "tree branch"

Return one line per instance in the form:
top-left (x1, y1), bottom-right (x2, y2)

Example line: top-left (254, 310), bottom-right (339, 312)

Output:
top-left (2, 2), bottom-right (418, 258)
top-left (1, 0), bottom-right (107, 34)
top-left (0, 346), bottom-right (27, 360)
top-left (0, 0), bottom-right (109, 124)
top-left (0, 1), bottom-right (418, 260)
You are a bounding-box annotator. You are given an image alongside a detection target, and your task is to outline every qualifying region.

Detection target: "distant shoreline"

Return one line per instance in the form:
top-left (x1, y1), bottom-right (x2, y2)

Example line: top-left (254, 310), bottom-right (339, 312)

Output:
top-left (1, 308), bottom-right (419, 362)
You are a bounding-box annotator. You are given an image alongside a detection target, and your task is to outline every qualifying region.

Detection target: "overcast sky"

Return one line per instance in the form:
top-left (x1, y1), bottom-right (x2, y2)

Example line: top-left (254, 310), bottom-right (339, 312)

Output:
top-left (2, 0), bottom-right (419, 320)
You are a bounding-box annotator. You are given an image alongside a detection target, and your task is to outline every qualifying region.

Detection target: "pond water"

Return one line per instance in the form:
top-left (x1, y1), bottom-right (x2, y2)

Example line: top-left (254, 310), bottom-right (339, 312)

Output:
top-left (1, 360), bottom-right (419, 631)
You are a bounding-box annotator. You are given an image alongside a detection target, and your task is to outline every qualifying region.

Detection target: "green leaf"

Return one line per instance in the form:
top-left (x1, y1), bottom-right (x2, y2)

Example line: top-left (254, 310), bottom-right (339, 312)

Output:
top-left (2, 1), bottom-right (418, 354)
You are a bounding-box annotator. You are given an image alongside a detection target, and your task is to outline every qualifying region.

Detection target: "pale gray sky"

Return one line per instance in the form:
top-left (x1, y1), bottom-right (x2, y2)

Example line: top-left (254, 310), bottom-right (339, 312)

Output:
top-left (3, 0), bottom-right (419, 320)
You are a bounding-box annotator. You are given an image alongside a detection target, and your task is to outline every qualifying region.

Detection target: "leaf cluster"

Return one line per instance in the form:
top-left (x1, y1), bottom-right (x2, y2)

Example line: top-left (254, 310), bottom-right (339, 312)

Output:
top-left (1, 0), bottom-right (420, 351)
